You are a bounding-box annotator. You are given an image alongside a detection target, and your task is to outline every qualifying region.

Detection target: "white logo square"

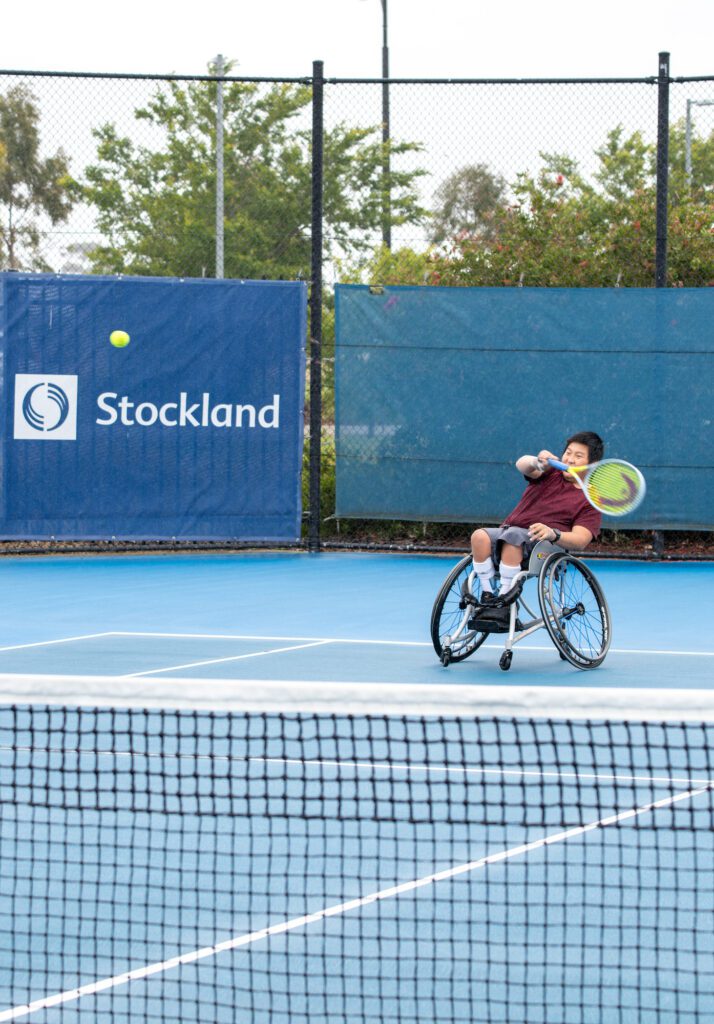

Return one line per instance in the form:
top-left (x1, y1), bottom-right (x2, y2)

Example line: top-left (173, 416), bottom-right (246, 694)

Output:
top-left (14, 374), bottom-right (78, 441)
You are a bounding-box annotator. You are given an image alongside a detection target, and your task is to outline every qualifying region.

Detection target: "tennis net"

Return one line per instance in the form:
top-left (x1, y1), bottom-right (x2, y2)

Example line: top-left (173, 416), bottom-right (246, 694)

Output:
top-left (0, 677), bottom-right (713, 1023)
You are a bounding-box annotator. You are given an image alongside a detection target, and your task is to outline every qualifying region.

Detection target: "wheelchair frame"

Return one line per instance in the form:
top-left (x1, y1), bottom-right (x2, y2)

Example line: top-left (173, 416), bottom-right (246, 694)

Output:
top-left (431, 541), bottom-right (611, 672)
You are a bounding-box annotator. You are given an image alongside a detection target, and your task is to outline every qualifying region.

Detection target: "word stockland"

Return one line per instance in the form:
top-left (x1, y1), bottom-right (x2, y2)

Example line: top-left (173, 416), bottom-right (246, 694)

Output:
top-left (96, 392), bottom-right (281, 429)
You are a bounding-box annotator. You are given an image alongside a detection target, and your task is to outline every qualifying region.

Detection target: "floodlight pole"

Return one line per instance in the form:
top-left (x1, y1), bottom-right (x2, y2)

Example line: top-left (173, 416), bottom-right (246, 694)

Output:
top-left (215, 54), bottom-right (225, 279)
top-left (685, 98), bottom-right (714, 187)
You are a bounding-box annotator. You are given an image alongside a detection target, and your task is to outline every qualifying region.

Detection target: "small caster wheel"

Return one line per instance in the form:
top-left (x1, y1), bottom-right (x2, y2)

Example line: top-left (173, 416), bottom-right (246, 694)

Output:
top-left (441, 647), bottom-right (452, 667)
top-left (499, 651), bottom-right (513, 671)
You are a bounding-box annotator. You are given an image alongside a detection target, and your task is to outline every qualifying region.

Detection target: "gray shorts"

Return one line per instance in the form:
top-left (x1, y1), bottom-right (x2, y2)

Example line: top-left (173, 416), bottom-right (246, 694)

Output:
top-left (483, 526), bottom-right (534, 567)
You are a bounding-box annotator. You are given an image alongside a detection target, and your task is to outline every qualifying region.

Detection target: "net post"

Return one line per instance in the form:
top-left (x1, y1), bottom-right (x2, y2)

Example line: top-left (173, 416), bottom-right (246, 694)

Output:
top-left (655, 52), bottom-right (670, 288)
top-left (308, 60), bottom-right (325, 552)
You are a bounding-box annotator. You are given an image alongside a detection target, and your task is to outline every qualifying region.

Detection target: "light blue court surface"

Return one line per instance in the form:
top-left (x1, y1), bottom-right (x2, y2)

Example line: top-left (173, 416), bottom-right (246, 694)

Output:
top-left (0, 551), bottom-right (711, 691)
top-left (1, 553), bottom-right (713, 1023)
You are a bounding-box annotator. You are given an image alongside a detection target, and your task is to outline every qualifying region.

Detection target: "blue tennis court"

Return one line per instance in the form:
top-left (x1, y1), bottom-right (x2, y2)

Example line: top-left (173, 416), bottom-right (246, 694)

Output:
top-left (0, 552), bottom-right (713, 1022)
top-left (0, 552), bottom-right (711, 686)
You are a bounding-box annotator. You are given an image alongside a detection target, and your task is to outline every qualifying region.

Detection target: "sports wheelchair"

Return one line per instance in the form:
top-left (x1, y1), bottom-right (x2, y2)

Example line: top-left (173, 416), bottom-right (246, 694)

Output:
top-left (431, 541), bottom-right (611, 672)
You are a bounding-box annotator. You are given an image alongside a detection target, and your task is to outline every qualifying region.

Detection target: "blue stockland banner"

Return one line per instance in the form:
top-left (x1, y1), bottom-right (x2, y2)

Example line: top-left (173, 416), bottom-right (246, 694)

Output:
top-left (0, 274), bottom-right (306, 540)
top-left (334, 285), bottom-right (714, 530)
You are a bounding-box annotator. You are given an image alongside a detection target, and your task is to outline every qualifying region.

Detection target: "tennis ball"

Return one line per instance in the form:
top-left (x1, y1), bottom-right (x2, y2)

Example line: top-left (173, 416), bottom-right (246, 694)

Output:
top-left (110, 330), bottom-right (130, 348)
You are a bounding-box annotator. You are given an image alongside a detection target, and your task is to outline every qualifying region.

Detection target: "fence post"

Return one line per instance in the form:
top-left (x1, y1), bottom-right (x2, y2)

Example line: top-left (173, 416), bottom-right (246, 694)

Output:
top-left (381, 0), bottom-right (391, 249)
top-left (652, 51), bottom-right (670, 557)
top-left (655, 51), bottom-right (670, 288)
top-left (214, 54), bottom-right (225, 280)
top-left (308, 60), bottom-right (324, 552)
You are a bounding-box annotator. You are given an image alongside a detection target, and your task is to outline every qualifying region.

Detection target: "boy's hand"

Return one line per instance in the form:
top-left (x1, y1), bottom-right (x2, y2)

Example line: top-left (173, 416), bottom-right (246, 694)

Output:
top-left (536, 449), bottom-right (557, 469)
top-left (528, 522), bottom-right (557, 542)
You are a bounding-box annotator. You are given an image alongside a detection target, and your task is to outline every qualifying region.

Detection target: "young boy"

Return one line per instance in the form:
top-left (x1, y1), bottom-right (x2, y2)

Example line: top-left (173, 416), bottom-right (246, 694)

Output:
top-left (471, 431), bottom-right (604, 629)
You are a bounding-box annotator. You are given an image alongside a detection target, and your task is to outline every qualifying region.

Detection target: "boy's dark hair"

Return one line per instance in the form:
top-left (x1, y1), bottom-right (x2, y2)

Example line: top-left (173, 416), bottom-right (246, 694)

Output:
top-left (565, 431), bottom-right (604, 464)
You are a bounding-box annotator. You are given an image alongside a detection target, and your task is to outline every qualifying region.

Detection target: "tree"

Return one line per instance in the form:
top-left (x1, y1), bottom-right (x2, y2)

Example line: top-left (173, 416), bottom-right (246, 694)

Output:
top-left (0, 85), bottom-right (74, 270)
top-left (338, 243), bottom-right (435, 287)
top-left (430, 125), bottom-right (714, 288)
top-left (79, 62), bottom-right (428, 279)
top-left (429, 163), bottom-right (506, 244)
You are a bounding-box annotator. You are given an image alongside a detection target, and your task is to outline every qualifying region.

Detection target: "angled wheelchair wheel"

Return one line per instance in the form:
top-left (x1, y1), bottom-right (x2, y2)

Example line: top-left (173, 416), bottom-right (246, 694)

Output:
top-left (431, 555), bottom-right (489, 664)
top-left (537, 552), bottom-right (611, 669)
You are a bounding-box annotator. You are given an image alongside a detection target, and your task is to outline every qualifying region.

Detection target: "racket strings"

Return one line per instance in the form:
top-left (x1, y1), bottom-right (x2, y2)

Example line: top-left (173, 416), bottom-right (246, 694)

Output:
top-left (586, 462), bottom-right (644, 515)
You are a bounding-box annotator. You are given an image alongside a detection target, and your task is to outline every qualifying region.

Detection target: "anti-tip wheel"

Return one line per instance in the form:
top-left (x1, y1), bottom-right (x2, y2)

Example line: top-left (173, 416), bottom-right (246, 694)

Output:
top-left (499, 651), bottom-right (513, 671)
top-left (441, 647), bottom-right (452, 667)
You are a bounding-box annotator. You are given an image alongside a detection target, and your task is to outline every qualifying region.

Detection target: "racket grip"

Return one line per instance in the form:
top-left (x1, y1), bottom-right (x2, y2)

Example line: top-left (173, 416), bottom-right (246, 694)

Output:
top-left (547, 458), bottom-right (569, 471)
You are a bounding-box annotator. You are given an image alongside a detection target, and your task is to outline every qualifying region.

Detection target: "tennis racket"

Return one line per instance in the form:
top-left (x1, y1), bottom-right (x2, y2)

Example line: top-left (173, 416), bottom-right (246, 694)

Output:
top-left (547, 458), bottom-right (646, 516)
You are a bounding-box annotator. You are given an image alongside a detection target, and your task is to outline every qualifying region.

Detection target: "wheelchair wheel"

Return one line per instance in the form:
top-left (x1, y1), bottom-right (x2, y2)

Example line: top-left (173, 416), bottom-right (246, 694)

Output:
top-left (537, 552), bottom-right (611, 669)
top-left (431, 555), bottom-right (489, 663)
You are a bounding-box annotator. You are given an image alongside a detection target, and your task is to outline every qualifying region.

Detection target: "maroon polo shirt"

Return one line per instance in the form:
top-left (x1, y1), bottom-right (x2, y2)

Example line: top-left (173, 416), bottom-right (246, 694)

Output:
top-left (502, 469), bottom-right (601, 538)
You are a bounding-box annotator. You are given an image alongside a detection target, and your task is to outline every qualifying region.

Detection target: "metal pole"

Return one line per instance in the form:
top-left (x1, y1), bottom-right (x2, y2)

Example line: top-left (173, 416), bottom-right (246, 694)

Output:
top-left (655, 51), bottom-right (670, 289)
top-left (308, 60), bottom-right (324, 552)
top-left (215, 54), bottom-right (225, 279)
top-left (652, 52), bottom-right (670, 558)
top-left (381, 0), bottom-right (391, 249)
top-left (685, 99), bottom-right (714, 188)
top-left (685, 99), bottom-right (693, 187)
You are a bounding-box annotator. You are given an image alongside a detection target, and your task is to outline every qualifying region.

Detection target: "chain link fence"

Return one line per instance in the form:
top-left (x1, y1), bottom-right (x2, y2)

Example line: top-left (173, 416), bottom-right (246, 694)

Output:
top-left (1, 61), bottom-right (712, 556)
top-left (0, 68), bottom-right (318, 278)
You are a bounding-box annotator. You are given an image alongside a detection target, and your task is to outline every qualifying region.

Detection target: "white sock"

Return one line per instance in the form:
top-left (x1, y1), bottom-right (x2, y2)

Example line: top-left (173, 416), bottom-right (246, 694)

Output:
top-left (498, 562), bottom-right (521, 596)
top-left (472, 557), bottom-right (495, 593)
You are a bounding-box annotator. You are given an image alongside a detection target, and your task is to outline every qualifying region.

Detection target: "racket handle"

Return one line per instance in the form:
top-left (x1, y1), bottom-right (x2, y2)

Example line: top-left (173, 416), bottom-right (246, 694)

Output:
top-left (547, 458), bottom-right (570, 471)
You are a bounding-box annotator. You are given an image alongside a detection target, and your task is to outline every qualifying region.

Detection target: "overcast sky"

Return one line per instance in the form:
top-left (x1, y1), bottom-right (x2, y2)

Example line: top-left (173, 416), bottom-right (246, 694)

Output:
top-left (1, 0), bottom-right (712, 80)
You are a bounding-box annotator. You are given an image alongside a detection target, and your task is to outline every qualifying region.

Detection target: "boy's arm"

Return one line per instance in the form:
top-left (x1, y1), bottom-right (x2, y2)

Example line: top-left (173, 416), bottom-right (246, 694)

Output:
top-left (515, 449), bottom-right (559, 479)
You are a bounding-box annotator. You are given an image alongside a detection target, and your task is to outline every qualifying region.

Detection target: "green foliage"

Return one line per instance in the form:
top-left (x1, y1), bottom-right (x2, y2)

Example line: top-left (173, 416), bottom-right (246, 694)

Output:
top-left (0, 85), bottom-right (74, 270)
top-left (79, 61), bottom-right (428, 279)
top-left (428, 125), bottom-right (714, 288)
top-left (338, 244), bottom-right (437, 286)
top-left (301, 430), bottom-right (335, 536)
top-left (337, 124), bottom-right (713, 293)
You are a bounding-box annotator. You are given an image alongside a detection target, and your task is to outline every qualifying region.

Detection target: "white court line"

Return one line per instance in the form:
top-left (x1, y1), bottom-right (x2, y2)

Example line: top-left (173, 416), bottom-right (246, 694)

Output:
top-left (122, 640), bottom-right (335, 678)
top-left (1, 778), bottom-right (710, 1022)
top-left (596, 648), bottom-right (714, 658)
top-left (0, 632), bottom-right (711, 660)
top-left (255, 757), bottom-right (714, 791)
top-left (111, 630), bottom-right (434, 646)
top-left (1, 745), bottom-right (706, 790)
top-left (101, 632), bottom-right (714, 658)
top-left (0, 633), bottom-right (114, 653)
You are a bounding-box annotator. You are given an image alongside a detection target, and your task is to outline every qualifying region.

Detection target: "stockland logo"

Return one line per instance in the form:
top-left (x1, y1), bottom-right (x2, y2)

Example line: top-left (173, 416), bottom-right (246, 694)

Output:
top-left (95, 391), bottom-right (281, 429)
top-left (13, 375), bottom-right (282, 438)
top-left (14, 375), bottom-right (78, 441)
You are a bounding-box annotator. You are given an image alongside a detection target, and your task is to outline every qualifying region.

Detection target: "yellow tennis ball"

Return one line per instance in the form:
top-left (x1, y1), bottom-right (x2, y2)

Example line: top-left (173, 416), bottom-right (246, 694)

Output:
top-left (110, 330), bottom-right (130, 348)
